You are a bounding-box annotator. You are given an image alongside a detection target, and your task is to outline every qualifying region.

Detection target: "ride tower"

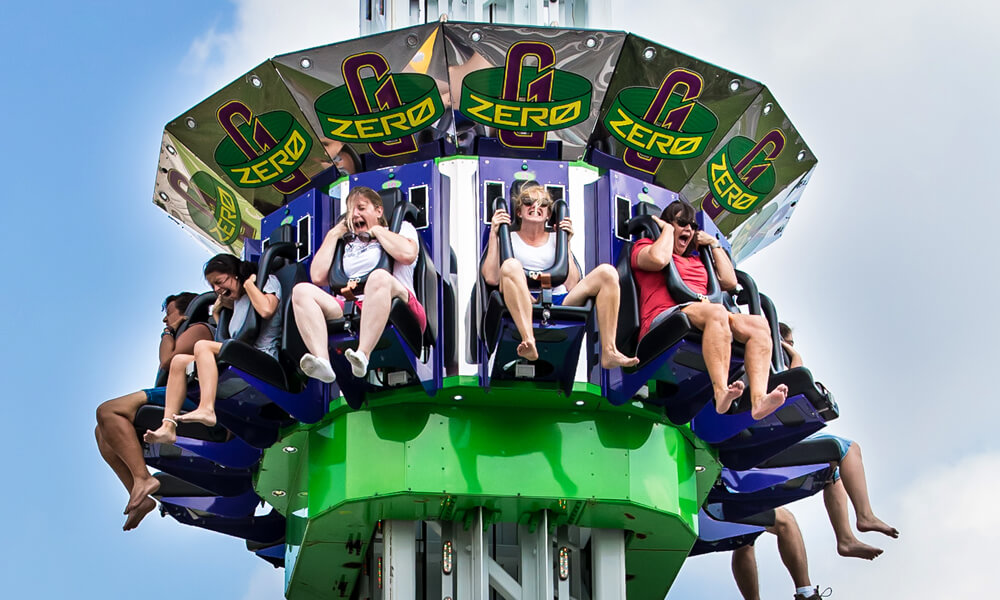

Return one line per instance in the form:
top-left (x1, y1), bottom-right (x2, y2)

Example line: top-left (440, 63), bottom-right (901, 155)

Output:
top-left (145, 2), bottom-right (828, 599)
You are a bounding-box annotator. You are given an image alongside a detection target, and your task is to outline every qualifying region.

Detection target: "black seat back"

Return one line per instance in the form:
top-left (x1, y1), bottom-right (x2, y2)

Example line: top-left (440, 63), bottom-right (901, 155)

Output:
top-left (327, 188), bottom-right (412, 293)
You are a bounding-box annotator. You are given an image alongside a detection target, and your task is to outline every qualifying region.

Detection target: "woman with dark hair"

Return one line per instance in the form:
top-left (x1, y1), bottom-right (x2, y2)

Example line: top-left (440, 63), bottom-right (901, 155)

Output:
top-left (142, 253), bottom-right (281, 444)
top-left (480, 183), bottom-right (637, 367)
top-left (292, 186), bottom-right (425, 382)
top-left (631, 201), bottom-right (787, 419)
top-left (95, 292), bottom-right (214, 530)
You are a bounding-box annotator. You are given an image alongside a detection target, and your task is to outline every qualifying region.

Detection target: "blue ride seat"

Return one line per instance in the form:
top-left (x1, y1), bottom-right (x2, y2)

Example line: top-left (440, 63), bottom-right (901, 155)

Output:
top-left (324, 189), bottom-right (442, 409)
top-left (152, 471), bottom-right (262, 519)
top-left (160, 502), bottom-right (285, 546)
top-left (607, 209), bottom-right (744, 424)
top-left (187, 230), bottom-right (326, 448)
top-left (690, 274), bottom-right (839, 470)
top-left (689, 508), bottom-right (772, 556)
top-left (248, 540), bottom-right (285, 568)
top-left (134, 405), bottom-right (261, 469)
top-left (476, 188), bottom-right (592, 396)
top-left (703, 436), bottom-right (842, 522)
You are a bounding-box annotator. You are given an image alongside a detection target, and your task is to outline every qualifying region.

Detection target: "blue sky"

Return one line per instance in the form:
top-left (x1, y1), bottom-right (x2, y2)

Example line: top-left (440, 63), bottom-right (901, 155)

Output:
top-left (0, 1), bottom-right (996, 598)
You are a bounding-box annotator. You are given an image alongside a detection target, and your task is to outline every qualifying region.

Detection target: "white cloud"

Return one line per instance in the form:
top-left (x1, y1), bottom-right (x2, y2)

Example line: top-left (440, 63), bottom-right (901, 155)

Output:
top-left (181, 0), bottom-right (359, 94)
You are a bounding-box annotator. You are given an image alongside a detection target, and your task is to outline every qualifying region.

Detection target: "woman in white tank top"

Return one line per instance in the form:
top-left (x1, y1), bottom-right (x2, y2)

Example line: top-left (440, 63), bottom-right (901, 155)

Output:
top-left (480, 183), bottom-right (638, 369)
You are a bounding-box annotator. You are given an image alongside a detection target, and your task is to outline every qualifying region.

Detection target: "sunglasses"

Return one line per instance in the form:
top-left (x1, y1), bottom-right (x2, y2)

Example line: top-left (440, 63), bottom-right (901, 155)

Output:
top-left (345, 232), bottom-right (374, 243)
top-left (521, 196), bottom-right (552, 208)
top-left (673, 218), bottom-right (699, 230)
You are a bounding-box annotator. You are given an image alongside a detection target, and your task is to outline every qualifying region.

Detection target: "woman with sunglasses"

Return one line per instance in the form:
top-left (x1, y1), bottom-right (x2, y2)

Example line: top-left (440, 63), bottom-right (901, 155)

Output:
top-left (292, 186), bottom-right (425, 382)
top-left (632, 201), bottom-right (787, 420)
top-left (481, 182), bottom-right (637, 368)
top-left (142, 253), bottom-right (281, 444)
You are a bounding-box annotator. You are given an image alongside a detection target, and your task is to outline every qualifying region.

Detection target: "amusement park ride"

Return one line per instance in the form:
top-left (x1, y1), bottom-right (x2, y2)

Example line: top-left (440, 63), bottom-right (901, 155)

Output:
top-left (143, 1), bottom-right (835, 598)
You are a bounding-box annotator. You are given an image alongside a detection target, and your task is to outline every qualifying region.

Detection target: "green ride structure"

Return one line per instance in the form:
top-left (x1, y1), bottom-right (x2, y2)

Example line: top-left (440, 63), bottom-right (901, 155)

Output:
top-left (141, 2), bottom-right (834, 598)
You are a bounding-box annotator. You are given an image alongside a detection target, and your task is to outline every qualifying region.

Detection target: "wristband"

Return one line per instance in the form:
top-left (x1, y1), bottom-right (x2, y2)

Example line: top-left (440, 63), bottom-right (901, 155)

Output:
top-left (710, 242), bottom-right (722, 250)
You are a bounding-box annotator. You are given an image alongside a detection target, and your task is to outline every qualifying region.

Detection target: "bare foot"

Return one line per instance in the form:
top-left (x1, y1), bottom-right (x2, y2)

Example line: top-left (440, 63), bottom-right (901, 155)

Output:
top-left (175, 408), bottom-right (217, 428)
top-left (601, 349), bottom-right (639, 369)
top-left (751, 383), bottom-right (788, 419)
top-left (123, 497), bottom-right (156, 531)
top-left (125, 476), bottom-right (161, 514)
top-left (714, 381), bottom-right (745, 414)
top-left (517, 339), bottom-right (538, 361)
top-left (143, 421), bottom-right (176, 445)
top-left (837, 538), bottom-right (883, 560)
top-left (858, 516), bottom-right (899, 539)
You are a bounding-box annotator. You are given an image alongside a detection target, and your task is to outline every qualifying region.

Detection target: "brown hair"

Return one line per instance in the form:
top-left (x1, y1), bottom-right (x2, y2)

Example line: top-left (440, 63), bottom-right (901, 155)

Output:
top-left (345, 186), bottom-right (389, 227)
top-left (660, 201), bottom-right (698, 257)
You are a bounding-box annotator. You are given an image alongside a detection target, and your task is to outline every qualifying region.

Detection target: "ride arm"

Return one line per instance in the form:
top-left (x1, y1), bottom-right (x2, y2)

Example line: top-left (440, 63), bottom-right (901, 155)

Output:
top-left (157, 329), bottom-right (177, 370)
top-left (370, 225), bottom-right (418, 265)
top-left (782, 341), bottom-right (805, 369)
top-left (243, 274), bottom-right (279, 319)
top-left (634, 216), bottom-right (675, 272)
top-left (310, 219), bottom-right (348, 285)
top-left (481, 201), bottom-right (511, 287)
top-left (702, 232), bottom-right (738, 291)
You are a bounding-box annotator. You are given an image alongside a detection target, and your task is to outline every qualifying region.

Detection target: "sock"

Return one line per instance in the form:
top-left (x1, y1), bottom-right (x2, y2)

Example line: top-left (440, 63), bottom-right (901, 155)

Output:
top-left (796, 586), bottom-right (817, 598)
top-left (345, 348), bottom-right (369, 378)
top-left (300, 353), bottom-right (336, 383)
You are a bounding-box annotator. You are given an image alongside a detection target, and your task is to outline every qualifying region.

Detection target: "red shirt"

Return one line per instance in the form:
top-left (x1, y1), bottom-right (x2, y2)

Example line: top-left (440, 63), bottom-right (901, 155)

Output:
top-left (631, 238), bottom-right (708, 338)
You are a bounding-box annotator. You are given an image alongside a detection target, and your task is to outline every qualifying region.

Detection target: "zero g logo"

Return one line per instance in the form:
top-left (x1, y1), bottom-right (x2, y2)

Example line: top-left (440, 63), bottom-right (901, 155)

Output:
top-left (603, 68), bottom-right (719, 174)
top-left (213, 100), bottom-right (312, 194)
top-left (460, 41), bottom-right (592, 150)
top-left (314, 52), bottom-right (445, 158)
top-left (166, 169), bottom-right (255, 246)
top-left (702, 129), bottom-right (785, 217)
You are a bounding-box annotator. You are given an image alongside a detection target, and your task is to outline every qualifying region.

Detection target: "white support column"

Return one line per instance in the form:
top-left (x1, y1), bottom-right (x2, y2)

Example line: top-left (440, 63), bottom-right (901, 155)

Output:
top-left (384, 520), bottom-right (416, 599)
top-left (591, 529), bottom-right (626, 599)
top-left (456, 508), bottom-right (489, 600)
top-left (518, 512), bottom-right (553, 600)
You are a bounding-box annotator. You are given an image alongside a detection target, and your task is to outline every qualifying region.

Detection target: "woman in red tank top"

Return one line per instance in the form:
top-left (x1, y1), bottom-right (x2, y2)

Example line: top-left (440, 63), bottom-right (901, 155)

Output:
top-left (631, 201), bottom-right (788, 420)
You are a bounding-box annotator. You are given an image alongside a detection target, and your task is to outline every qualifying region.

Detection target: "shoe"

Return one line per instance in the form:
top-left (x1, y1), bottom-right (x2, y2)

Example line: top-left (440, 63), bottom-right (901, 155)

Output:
top-left (794, 587), bottom-right (832, 600)
top-left (300, 353), bottom-right (336, 383)
top-left (345, 348), bottom-right (369, 378)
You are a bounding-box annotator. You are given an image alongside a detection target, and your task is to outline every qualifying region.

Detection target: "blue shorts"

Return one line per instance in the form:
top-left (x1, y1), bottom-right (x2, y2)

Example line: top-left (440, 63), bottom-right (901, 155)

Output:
top-left (142, 387), bottom-right (197, 412)
top-left (808, 433), bottom-right (853, 481)
top-left (532, 292), bottom-right (567, 305)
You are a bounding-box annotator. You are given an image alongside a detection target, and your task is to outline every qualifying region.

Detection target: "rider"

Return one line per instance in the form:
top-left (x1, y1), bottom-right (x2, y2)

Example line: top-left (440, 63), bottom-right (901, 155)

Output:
top-left (480, 182), bottom-right (637, 368)
top-left (292, 186), bottom-right (426, 382)
top-left (730, 508), bottom-right (829, 599)
top-left (631, 201), bottom-right (787, 419)
top-left (143, 253), bottom-right (281, 442)
top-left (95, 292), bottom-right (213, 530)
top-left (780, 323), bottom-right (899, 559)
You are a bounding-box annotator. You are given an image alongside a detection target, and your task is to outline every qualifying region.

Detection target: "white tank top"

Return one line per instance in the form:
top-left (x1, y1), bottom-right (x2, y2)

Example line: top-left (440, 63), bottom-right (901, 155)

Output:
top-left (510, 231), bottom-right (568, 295)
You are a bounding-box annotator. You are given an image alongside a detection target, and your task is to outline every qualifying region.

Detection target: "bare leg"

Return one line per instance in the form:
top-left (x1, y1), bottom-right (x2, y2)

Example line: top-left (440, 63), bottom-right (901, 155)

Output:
top-left (96, 391), bottom-right (160, 515)
top-left (356, 269), bottom-right (410, 356)
top-left (730, 313), bottom-right (787, 419)
top-left (823, 478), bottom-right (883, 559)
top-left (768, 508), bottom-right (811, 589)
top-left (562, 264), bottom-right (638, 368)
top-left (143, 353), bottom-right (193, 445)
top-left (839, 443), bottom-right (899, 538)
top-left (175, 340), bottom-right (224, 427)
top-left (291, 282), bottom-right (344, 361)
top-left (731, 545), bottom-right (761, 600)
top-left (498, 258), bottom-right (537, 361)
top-left (681, 302), bottom-right (741, 412)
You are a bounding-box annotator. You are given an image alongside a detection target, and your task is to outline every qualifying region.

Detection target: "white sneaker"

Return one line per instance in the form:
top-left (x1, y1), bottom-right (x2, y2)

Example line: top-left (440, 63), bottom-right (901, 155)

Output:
top-left (300, 353), bottom-right (336, 383)
top-left (344, 348), bottom-right (369, 378)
